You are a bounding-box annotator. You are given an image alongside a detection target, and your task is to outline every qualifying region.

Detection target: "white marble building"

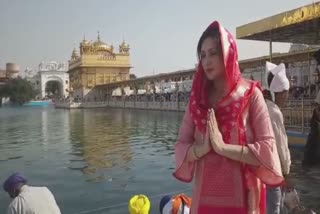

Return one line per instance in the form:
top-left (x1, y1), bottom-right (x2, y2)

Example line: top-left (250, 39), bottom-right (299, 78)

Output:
top-left (26, 61), bottom-right (70, 99)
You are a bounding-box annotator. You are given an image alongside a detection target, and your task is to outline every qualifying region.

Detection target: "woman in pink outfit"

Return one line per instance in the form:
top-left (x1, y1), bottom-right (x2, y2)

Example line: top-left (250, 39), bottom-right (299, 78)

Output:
top-left (173, 21), bottom-right (284, 214)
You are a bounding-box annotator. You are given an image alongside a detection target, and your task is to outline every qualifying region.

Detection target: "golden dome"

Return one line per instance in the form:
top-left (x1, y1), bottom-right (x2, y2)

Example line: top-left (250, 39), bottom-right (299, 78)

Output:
top-left (71, 48), bottom-right (79, 59)
top-left (94, 42), bottom-right (111, 50)
top-left (93, 31), bottom-right (112, 52)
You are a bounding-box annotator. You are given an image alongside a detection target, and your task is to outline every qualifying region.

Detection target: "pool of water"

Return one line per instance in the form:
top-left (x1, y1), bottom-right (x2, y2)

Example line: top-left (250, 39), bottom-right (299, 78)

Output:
top-left (0, 106), bottom-right (319, 213)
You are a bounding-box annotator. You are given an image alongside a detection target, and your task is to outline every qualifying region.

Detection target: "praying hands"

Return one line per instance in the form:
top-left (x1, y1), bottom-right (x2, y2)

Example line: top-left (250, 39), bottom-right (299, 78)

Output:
top-left (208, 108), bottom-right (225, 155)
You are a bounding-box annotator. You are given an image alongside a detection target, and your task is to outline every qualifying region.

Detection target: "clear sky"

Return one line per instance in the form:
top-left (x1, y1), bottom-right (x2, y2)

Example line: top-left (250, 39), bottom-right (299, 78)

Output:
top-left (0, 0), bottom-right (313, 77)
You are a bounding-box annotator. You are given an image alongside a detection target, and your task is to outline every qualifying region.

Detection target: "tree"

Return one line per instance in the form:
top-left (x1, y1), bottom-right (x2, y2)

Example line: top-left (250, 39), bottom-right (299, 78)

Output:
top-left (0, 77), bottom-right (36, 105)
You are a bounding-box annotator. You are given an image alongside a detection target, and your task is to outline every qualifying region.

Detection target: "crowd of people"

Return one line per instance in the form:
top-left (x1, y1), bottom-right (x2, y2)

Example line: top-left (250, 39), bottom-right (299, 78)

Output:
top-left (67, 92), bottom-right (191, 104)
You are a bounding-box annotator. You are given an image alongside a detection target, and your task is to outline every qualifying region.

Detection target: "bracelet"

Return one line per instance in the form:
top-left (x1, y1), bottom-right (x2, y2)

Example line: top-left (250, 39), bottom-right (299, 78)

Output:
top-left (193, 146), bottom-right (200, 160)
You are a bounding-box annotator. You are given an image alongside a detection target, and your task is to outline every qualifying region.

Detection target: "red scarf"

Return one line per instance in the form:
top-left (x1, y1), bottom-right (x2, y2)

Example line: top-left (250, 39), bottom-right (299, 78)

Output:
top-left (188, 21), bottom-right (265, 213)
top-left (189, 21), bottom-right (245, 134)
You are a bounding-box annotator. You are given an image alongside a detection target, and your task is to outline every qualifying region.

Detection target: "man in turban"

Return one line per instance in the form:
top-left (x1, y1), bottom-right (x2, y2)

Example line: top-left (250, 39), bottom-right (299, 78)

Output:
top-left (128, 194), bottom-right (150, 214)
top-left (264, 62), bottom-right (291, 214)
top-left (159, 194), bottom-right (191, 214)
top-left (3, 172), bottom-right (61, 214)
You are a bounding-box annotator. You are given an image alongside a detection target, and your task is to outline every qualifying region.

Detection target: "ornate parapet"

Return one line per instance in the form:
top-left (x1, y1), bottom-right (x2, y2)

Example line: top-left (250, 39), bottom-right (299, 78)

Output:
top-left (39, 61), bottom-right (68, 72)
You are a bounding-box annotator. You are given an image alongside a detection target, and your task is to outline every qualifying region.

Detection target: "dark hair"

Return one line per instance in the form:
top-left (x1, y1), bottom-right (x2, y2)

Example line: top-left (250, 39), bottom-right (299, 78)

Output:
top-left (197, 27), bottom-right (221, 61)
top-left (263, 72), bottom-right (275, 100)
top-left (267, 72), bottom-right (274, 88)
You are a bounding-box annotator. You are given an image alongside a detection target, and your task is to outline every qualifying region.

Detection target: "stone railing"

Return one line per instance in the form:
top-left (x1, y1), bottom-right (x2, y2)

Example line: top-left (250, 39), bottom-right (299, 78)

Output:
top-left (55, 100), bottom-right (188, 112)
top-left (55, 99), bottom-right (314, 132)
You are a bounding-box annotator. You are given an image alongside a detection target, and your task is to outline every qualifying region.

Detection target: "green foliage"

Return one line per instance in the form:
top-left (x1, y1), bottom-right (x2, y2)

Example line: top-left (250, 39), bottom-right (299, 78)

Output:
top-left (0, 77), bottom-right (36, 105)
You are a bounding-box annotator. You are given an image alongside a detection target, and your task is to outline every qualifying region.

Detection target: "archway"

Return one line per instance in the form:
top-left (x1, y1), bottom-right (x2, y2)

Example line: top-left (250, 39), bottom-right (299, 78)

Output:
top-left (41, 76), bottom-right (65, 99)
top-left (45, 80), bottom-right (63, 98)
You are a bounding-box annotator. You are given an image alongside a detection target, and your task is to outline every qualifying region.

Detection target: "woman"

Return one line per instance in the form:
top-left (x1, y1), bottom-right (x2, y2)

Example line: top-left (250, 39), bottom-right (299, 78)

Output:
top-left (173, 21), bottom-right (284, 214)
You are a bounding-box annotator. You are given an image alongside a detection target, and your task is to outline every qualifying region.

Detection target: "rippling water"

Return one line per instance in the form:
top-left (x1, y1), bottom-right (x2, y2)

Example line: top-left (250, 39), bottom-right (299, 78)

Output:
top-left (0, 106), bottom-right (319, 213)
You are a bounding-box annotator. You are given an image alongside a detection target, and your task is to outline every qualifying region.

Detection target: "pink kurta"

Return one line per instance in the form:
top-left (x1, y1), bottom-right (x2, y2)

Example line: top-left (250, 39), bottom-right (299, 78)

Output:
top-left (173, 80), bottom-right (283, 214)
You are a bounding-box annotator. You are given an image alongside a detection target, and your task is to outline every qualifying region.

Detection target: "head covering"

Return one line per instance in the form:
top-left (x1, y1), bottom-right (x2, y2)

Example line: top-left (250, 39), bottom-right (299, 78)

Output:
top-left (159, 194), bottom-right (191, 214)
top-left (3, 172), bottom-right (27, 193)
top-left (187, 21), bottom-right (267, 214)
top-left (189, 21), bottom-right (257, 133)
top-left (265, 61), bottom-right (290, 93)
top-left (128, 194), bottom-right (150, 214)
top-left (159, 195), bottom-right (172, 213)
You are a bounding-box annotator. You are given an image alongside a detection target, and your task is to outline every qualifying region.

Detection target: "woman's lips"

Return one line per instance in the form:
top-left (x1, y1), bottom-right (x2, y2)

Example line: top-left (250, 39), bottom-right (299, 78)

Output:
top-left (205, 68), bottom-right (214, 73)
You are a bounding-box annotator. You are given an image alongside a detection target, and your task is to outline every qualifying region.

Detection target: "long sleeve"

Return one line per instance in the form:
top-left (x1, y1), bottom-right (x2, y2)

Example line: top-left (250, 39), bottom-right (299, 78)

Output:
top-left (8, 186), bottom-right (61, 214)
top-left (7, 205), bottom-right (17, 214)
top-left (246, 88), bottom-right (284, 186)
top-left (270, 111), bottom-right (291, 175)
top-left (7, 198), bottom-right (28, 214)
top-left (7, 206), bottom-right (17, 214)
top-left (173, 106), bottom-right (196, 183)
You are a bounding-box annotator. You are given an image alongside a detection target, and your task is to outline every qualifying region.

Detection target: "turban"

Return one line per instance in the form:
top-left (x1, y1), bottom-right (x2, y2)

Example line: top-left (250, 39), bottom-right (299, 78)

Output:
top-left (159, 194), bottom-right (191, 214)
top-left (128, 194), bottom-right (150, 214)
top-left (3, 172), bottom-right (27, 193)
top-left (265, 61), bottom-right (290, 93)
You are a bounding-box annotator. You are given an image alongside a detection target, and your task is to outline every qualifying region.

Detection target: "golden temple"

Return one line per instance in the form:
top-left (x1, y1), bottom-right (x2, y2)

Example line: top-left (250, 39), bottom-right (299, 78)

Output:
top-left (68, 32), bottom-right (131, 98)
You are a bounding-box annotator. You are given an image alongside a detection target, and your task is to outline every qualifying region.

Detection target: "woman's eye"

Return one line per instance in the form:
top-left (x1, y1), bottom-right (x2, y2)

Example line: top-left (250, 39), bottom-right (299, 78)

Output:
top-left (209, 50), bottom-right (219, 56)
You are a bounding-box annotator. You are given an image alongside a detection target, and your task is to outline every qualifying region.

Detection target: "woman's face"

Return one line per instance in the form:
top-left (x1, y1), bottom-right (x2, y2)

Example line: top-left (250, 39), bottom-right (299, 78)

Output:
top-left (200, 37), bottom-right (225, 81)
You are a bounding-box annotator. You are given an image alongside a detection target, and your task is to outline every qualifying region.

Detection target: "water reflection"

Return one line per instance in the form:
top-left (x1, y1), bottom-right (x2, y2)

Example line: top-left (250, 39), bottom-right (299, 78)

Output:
top-left (68, 109), bottom-right (132, 183)
top-left (40, 108), bottom-right (70, 149)
top-left (1, 107), bottom-right (319, 213)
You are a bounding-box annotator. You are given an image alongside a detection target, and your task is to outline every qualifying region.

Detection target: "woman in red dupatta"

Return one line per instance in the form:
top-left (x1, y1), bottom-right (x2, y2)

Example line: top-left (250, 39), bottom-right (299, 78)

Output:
top-left (173, 21), bottom-right (284, 214)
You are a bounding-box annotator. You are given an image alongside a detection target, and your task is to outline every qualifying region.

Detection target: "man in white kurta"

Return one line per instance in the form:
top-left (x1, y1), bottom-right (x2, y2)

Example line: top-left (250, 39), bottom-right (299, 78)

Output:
top-left (3, 173), bottom-right (61, 214)
top-left (265, 100), bottom-right (291, 175)
top-left (264, 62), bottom-right (291, 214)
